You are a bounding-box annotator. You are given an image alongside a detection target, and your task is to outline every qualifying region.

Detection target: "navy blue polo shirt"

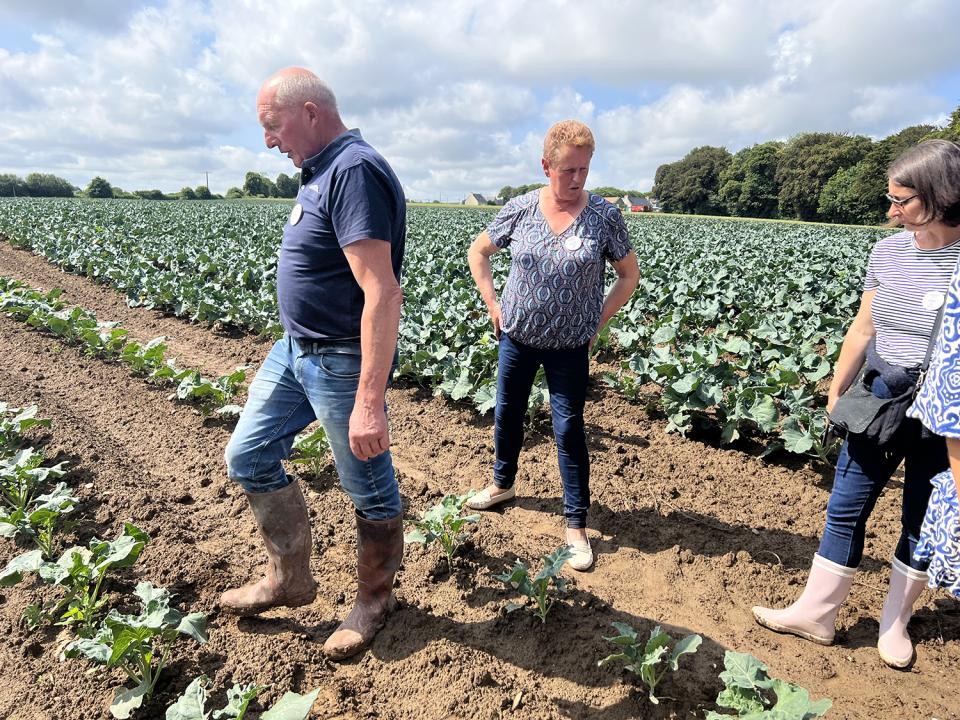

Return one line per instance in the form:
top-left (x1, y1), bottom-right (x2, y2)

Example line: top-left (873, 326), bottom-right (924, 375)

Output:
top-left (277, 129), bottom-right (405, 341)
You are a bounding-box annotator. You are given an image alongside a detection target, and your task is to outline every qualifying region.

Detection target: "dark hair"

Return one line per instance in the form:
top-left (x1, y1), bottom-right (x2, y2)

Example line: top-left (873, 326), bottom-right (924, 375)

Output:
top-left (888, 139), bottom-right (960, 227)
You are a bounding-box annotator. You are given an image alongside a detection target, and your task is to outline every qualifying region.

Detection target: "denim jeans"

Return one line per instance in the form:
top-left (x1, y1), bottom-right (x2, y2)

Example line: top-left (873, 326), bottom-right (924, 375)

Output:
top-left (819, 376), bottom-right (947, 570)
top-left (224, 335), bottom-right (401, 520)
top-left (494, 333), bottom-right (590, 529)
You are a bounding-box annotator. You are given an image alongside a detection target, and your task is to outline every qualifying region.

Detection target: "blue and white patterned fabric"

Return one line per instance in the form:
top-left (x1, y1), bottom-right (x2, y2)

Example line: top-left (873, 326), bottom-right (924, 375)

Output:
top-left (909, 253), bottom-right (960, 596)
top-left (488, 190), bottom-right (633, 349)
top-left (913, 470), bottom-right (960, 598)
top-left (909, 253), bottom-right (960, 436)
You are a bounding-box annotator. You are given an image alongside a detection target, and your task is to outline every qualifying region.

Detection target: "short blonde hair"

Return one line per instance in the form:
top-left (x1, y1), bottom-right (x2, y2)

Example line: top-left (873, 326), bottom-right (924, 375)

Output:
top-left (543, 120), bottom-right (595, 164)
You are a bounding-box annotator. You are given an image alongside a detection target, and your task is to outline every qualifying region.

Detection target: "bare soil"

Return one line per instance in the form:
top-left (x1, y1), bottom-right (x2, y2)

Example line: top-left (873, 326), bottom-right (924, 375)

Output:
top-left (0, 244), bottom-right (957, 720)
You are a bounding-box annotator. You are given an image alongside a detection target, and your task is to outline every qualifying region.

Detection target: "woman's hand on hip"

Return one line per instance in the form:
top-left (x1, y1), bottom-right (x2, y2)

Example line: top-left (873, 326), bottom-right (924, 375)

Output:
top-left (488, 302), bottom-right (502, 340)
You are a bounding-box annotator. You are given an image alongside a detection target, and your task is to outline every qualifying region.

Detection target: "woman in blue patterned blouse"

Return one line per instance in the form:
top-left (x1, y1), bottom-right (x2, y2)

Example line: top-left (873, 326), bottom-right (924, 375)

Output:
top-left (465, 120), bottom-right (640, 571)
top-left (754, 139), bottom-right (960, 668)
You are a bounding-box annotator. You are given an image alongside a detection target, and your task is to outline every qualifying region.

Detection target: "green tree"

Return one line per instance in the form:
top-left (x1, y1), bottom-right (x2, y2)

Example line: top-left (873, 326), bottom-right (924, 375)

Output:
top-left (497, 184), bottom-right (545, 202)
top-left (243, 171), bottom-right (275, 197)
top-left (24, 173), bottom-right (75, 197)
top-left (817, 164), bottom-right (867, 224)
top-left (653, 146), bottom-right (731, 215)
top-left (717, 142), bottom-right (783, 218)
top-left (275, 172), bottom-right (299, 198)
top-left (775, 133), bottom-right (871, 221)
top-left (133, 189), bottom-right (167, 200)
top-left (925, 106), bottom-right (960, 143)
top-left (194, 185), bottom-right (212, 200)
top-left (0, 173), bottom-right (27, 197)
top-left (85, 176), bottom-right (113, 199)
top-left (178, 186), bottom-right (197, 200)
top-left (225, 186), bottom-right (245, 199)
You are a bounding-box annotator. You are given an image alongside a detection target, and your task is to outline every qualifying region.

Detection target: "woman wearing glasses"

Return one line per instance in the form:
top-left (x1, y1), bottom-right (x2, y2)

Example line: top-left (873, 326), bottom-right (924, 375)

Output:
top-left (753, 139), bottom-right (960, 668)
top-left (464, 119), bottom-right (640, 571)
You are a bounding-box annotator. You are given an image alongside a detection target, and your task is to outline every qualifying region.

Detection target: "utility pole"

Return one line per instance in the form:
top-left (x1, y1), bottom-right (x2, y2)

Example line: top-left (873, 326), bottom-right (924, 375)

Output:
top-left (204, 171), bottom-right (209, 190)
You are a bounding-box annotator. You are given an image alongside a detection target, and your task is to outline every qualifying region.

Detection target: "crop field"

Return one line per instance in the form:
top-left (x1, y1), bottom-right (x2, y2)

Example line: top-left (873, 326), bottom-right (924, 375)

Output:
top-left (0, 199), bottom-right (889, 455)
top-left (0, 198), bottom-right (957, 719)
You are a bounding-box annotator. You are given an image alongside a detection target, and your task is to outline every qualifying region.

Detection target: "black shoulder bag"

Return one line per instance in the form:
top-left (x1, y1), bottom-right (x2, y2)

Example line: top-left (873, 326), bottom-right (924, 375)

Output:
top-left (826, 303), bottom-right (945, 446)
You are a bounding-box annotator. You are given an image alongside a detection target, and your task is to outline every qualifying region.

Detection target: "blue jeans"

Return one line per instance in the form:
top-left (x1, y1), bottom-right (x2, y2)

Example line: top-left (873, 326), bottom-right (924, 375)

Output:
top-left (494, 333), bottom-right (590, 529)
top-left (819, 376), bottom-right (947, 571)
top-left (224, 335), bottom-right (401, 520)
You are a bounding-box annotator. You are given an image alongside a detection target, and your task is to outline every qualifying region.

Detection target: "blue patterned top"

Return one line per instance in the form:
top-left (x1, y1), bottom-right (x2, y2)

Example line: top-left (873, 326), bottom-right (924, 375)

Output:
top-left (909, 253), bottom-right (960, 597)
top-left (907, 255), bottom-right (960, 437)
top-left (488, 190), bottom-right (633, 349)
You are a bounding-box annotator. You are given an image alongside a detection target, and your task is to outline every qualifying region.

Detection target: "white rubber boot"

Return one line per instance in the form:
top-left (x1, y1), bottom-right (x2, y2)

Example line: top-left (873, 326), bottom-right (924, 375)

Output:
top-left (752, 554), bottom-right (856, 645)
top-left (877, 557), bottom-right (928, 669)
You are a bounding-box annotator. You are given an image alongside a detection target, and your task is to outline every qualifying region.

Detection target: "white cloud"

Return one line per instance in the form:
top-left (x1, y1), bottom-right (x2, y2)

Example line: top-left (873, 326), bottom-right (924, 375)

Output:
top-left (0, 0), bottom-right (958, 198)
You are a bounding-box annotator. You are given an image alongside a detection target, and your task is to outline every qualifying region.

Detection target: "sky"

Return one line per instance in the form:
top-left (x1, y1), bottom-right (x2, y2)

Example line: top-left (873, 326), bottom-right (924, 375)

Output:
top-left (1, 0), bottom-right (959, 201)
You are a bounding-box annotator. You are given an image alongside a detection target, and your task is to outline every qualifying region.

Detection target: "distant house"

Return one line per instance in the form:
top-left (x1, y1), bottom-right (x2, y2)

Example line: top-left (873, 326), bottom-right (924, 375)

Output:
top-left (463, 192), bottom-right (488, 206)
top-left (603, 196), bottom-right (628, 211)
top-left (625, 195), bottom-right (653, 212)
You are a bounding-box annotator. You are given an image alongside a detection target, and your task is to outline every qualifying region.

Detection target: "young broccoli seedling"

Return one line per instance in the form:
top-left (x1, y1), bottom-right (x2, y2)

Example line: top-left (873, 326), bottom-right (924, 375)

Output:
top-left (496, 546), bottom-right (573, 623)
top-left (598, 622), bottom-right (701, 704)
top-left (165, 675), bottom-right (320, 720)
top-left (62, 582), bottom-right (208, 719)
top-left (705, 651), bottom-right (832, 719)
top-left (404, 492), bottom-right (480, 569)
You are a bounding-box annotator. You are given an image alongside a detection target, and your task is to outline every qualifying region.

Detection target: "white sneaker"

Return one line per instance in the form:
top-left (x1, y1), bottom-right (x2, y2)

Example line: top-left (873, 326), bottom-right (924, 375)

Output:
top-left (465, 485), bottom-right (516, 510)
top-left (566, 539), bottom-right (594, 571)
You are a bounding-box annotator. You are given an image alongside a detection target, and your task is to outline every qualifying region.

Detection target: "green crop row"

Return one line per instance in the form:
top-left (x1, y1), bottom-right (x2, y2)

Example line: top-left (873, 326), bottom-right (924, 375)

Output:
top-left (0, 198), bottom-right (887, 454)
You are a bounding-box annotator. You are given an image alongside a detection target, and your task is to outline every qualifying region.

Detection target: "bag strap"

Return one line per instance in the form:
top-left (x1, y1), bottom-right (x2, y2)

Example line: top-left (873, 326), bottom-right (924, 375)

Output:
top-left (917, 300), bottom-right (947, 389)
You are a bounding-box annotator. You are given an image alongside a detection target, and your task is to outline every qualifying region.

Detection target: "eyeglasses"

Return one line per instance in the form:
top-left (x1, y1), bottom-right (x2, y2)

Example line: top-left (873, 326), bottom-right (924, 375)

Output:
top-left (885, 193), bottom-right (919, 208)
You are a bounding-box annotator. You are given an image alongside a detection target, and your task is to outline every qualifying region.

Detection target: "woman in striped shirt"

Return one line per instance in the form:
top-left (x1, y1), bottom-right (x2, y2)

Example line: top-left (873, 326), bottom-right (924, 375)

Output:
top-left (754, 140), bottom-right (960, 668)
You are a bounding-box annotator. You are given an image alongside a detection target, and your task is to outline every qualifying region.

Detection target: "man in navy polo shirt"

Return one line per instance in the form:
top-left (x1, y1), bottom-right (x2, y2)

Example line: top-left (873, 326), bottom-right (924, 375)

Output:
top-left (221, 66), bottom-right (405, 661)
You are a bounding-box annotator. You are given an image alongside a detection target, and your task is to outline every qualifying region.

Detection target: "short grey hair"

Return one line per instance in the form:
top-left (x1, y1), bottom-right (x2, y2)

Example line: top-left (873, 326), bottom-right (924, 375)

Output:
top-left (888, 139), bottom-right (960, 227)
top-left (272, 72), bottom-right (338, 113)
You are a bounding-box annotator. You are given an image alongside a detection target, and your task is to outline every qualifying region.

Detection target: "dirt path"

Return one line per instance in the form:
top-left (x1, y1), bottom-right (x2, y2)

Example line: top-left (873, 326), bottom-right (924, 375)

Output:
top-left (0, 254), bottom-right (957, 719)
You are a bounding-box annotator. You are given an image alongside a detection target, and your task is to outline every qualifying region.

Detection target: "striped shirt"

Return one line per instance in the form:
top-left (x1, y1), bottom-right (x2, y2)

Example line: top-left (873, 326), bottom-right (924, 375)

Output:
top-left (866, 231), bottom-right (960, 367)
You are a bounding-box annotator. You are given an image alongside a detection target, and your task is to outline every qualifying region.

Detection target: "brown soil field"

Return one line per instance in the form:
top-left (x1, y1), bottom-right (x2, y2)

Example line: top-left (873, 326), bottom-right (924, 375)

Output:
top-left (0, 243), bottom-right (957, 720)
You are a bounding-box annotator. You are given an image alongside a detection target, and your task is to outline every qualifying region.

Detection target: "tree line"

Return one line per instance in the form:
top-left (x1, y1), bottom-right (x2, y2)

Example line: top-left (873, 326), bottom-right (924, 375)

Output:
top-left (652, 106), bottom-right (960, 224)
top-left (0, 171), bottom-right (303, 201)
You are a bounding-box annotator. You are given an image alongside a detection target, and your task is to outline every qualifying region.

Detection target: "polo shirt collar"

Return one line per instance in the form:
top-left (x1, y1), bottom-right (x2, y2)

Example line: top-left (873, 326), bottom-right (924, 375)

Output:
top-left (301, 129), bottom-right (363, 184)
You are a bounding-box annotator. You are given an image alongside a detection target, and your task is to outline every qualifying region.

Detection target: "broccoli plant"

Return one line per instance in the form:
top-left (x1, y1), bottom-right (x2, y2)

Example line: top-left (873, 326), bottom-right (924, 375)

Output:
top-left (0, 481), bottom-right (77, 557)
top-left (290, 425), bottom-right (331, 477)
top-left (496, 546), bottom-right (573, 623)
top-left (598, 622), bottom-right (702, 705)
top-left (705, 651), bottom-right (832, 719)
top-left (165, 675), bottom-right (320, 720)
top-left (0, 447), bottom-right (68, 514)
top-left (1, 523), bottom-right (149, 636)
top-left (169, 367), bottom-right (247, 416)
top-left (62, 581), bottom-right (208, 719)
top-left (404, 492), bottom-right (480, 569)
top-left (0, 403), bottom-right (51, 453)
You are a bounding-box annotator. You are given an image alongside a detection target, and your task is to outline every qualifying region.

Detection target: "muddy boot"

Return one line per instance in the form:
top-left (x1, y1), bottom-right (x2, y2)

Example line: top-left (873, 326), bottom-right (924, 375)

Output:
top-left (220, 482), bottom-right (317, 615)
top-left (752, 554), bottom-right (856, 645)
top-left (323, 512), bottom-right (403, 661)
top-left (877, 557), bottom-right (928, 669)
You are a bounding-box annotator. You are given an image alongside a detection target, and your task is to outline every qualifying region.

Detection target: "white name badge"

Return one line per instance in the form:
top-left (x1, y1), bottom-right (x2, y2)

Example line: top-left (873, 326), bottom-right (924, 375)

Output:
top-left (922, 290), bottom-right (945, 311)
top-left (289, 203), bottom-right (303, 226)
top-left (564, 235), bottom-right (583, 251)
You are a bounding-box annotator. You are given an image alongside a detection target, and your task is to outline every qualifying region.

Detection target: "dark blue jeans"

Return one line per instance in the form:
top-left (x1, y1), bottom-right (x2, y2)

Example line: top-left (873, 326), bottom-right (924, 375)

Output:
top-left (819, 377), bottom-right (947, 570)
top-left (494, 333), bottom-right (590, 528)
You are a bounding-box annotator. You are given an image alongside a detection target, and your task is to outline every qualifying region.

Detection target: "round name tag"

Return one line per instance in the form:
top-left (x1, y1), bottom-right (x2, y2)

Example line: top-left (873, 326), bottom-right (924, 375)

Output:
top-left (922, 290), bottom-right (945, 311)
top-left (289, 203), bottom-right (303, 226)
top-left (564, 235), bottom-right (583, 251)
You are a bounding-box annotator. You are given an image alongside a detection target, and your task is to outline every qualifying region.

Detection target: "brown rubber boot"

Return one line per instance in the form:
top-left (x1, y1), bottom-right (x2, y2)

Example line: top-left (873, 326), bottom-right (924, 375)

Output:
top-left (220, 482), bottom-right (317, 615)
top-left (323, 512), bottom-right (403, 660)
